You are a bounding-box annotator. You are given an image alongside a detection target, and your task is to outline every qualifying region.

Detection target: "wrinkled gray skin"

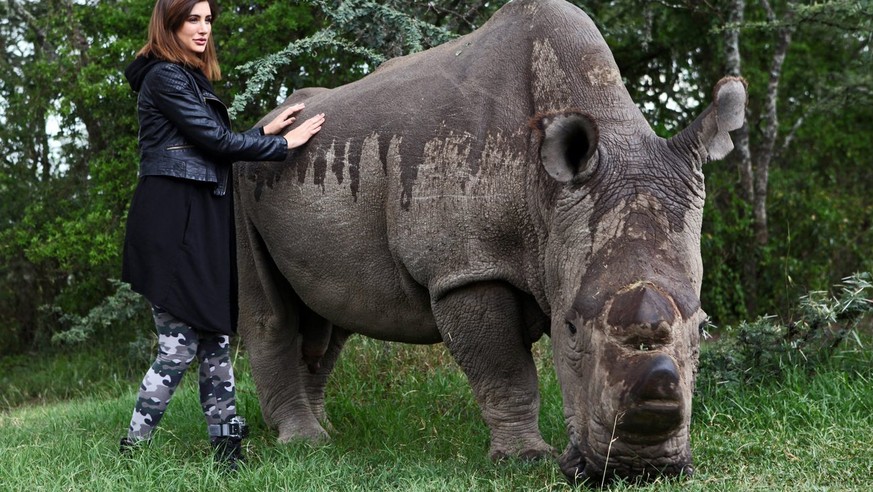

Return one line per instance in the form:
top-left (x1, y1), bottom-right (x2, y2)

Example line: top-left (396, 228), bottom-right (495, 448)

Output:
top-left (233, 0), bottom-right (746, 484)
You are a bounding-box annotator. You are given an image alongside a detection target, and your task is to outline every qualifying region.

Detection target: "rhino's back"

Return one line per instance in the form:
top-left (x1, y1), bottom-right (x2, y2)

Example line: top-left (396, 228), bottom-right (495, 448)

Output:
top-left (235, 0), bottom-right (609, 339)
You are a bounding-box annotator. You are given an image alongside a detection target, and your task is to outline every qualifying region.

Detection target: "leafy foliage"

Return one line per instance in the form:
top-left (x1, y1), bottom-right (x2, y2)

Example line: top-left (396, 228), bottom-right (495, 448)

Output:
top-left (0, 0), bottom-right (145, 354)
top-left (228, 0), bottom-right (466, 117)
top-left (49, 280), bottom-right (150, 345)
top-left (699, 273), bottom-right (873, 388)
top-left (230, 29), bottom-right (385, 117)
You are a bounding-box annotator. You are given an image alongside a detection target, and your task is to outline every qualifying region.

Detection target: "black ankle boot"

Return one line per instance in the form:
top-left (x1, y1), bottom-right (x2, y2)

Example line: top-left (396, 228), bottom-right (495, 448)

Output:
top-left (120, 437), bottom-right (134, 454)
top-left (119, 436), bottom-right (148, 455)
top-left (208, 415), bottom-right (249, 472)
top-left (211, 436), bottom-right (244, 471)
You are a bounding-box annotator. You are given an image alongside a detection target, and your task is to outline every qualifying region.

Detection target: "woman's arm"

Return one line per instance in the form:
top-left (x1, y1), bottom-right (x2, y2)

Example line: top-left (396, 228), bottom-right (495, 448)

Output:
top-left (144, 63), bottom-right (287, 161)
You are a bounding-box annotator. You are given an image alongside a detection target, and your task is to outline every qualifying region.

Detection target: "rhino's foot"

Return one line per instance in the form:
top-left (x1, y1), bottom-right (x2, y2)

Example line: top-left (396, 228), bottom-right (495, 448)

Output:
top-left (276, 420), bottom-right (330, 444)
top-left (489, 438), bottom-right (556, 462)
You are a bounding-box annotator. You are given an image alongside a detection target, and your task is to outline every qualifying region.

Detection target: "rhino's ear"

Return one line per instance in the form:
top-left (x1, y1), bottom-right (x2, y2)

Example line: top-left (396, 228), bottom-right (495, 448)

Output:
top-left (531, 111), bottom-right (599, 183)
top-left (674, 76), bottom-right (747, 163)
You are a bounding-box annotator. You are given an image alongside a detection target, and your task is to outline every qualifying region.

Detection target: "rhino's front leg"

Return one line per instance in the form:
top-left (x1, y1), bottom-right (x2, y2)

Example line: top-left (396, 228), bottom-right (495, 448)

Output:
top-left (432, 281), bottom-right (555, 461)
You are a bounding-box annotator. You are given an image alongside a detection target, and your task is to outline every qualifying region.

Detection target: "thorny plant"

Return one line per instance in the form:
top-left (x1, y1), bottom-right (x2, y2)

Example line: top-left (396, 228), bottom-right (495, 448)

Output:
top-left (229, 0), bottom-right (458, 117)
top-left (698, 272), bottom-right (872, 387)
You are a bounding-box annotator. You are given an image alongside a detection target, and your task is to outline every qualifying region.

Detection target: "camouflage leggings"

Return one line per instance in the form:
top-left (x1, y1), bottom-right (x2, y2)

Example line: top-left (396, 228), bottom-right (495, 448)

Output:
top-left (126, 306), bottom-right (237, 441)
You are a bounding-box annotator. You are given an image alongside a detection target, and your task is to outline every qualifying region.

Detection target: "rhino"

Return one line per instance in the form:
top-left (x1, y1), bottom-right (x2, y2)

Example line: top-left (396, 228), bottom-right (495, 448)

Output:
top-left (233, 0), bottom-right (746, 484)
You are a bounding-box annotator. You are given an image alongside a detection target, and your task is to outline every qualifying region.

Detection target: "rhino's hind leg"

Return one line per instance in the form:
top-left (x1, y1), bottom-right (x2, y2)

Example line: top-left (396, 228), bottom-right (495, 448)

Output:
top-left (235, 212), bottom-right (329, 443)
top-left (432, 281), bottom-right (555, 461)
top-left (299, 314), bottom-right (350, 431)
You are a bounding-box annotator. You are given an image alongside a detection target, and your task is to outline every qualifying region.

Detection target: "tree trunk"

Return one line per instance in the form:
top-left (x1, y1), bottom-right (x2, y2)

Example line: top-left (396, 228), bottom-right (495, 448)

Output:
top-left (725, 0), bottom-right (754, 204)
top-left (720, 0), bottom-right (794, 316)
top-left (754, 20), bottom-right (792, 246)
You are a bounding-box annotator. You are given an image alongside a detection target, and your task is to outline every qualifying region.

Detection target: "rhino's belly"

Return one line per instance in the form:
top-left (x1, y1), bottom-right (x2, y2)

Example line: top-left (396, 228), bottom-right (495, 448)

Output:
top-left (245, 184), bottom-right (441, 343)
top-left (278, 247), bottom-right (441, 344)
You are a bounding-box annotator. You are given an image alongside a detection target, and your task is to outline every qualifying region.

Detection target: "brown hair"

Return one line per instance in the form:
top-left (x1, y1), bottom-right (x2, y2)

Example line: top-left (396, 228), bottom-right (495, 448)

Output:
top-left (137, 0), bottom-right (222, 80)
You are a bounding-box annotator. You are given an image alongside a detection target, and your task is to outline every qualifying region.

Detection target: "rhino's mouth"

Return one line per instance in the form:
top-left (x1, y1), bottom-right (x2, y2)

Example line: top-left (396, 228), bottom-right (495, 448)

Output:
top-left (617, 400), bottom-right (685, 443)
top-left (559, 420), bottom-right (693, 486)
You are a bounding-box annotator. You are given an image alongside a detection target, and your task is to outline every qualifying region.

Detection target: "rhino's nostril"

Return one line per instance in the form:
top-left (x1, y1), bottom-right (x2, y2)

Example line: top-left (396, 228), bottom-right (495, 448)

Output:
top-left (618, 354), bottom-right (684, 436)
top-left (635, 354), bottom-right (680, 401)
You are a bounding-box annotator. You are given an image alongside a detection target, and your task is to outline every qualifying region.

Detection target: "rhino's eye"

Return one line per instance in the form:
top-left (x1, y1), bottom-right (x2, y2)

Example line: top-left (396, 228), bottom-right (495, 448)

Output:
top-left (566, 321), bottom-right (577, 335)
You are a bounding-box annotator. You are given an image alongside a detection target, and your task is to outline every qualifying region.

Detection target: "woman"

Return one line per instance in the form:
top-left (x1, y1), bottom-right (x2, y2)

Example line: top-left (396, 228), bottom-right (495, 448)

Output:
top-left (120, 0), bottom-right (325, 469)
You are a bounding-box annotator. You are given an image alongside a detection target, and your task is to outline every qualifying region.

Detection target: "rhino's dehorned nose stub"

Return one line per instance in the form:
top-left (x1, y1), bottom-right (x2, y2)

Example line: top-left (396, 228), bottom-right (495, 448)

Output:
top-left (607, 284), bottom-right (676, 348)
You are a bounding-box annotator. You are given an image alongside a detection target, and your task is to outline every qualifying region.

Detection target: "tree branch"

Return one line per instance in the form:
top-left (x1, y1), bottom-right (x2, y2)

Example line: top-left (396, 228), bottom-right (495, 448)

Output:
top-left (6, 0), bottom-right (57, 61)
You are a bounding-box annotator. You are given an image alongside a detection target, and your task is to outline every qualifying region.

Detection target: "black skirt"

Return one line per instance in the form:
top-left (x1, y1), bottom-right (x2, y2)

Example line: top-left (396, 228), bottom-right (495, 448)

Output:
top-left (122, 175), bottom-right (237, 335)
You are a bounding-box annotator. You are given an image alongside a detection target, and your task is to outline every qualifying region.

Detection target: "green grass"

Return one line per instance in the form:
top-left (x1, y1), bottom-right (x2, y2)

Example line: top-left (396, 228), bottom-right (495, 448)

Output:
top-left (1, 336), bottom-right (872, 491)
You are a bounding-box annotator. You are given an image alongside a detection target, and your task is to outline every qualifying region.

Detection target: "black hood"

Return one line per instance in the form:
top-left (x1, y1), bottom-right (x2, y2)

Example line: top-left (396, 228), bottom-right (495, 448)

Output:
top-left (124, 55), bottom-right (215, 95)
top-left (125, 55), bottom-right (162, 93)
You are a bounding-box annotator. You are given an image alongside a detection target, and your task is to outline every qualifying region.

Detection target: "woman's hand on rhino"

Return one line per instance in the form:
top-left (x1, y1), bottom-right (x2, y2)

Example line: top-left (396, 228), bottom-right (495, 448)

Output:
top-left (263, 103), bottom-right (305, 135)
top-left (283, 113), bottom-right (325, 150)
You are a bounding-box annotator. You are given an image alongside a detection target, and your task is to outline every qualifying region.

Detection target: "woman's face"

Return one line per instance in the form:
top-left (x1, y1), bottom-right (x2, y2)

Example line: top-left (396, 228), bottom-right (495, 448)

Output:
top-left (176, 1), bottom-right (212, 55)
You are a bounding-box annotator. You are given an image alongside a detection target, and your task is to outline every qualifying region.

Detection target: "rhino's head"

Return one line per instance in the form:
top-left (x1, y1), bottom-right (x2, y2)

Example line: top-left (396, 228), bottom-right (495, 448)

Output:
top-left (532, 77), bottom-right (746, 485)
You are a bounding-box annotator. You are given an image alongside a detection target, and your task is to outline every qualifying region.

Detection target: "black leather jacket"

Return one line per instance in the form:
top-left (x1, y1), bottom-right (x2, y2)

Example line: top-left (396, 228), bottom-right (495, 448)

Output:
top-left (126, 58), bottom-right (287, 196)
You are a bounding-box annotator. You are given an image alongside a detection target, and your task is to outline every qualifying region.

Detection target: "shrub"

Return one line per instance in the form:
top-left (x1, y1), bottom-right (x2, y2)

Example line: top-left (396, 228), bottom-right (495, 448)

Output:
top-left (698, 272), bottom-right (872, 388)
top-left (49, 279), bottom-right (152, 345)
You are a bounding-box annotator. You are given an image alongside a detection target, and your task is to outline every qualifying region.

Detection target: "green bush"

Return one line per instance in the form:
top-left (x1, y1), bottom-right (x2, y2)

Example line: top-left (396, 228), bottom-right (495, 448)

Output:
top-left (49, 280), bottom-right (150, 345)
top-left (698, 272), bottom-right (873, 389)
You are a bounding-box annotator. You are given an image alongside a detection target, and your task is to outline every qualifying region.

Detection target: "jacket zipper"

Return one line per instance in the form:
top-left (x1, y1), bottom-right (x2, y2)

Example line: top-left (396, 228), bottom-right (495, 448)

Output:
top-left (166, 144), bottom-right (195, 150)
top-left (203, 93), bottom-right (232, 195)
top-left (204, 95), bottom-right (233, 131)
